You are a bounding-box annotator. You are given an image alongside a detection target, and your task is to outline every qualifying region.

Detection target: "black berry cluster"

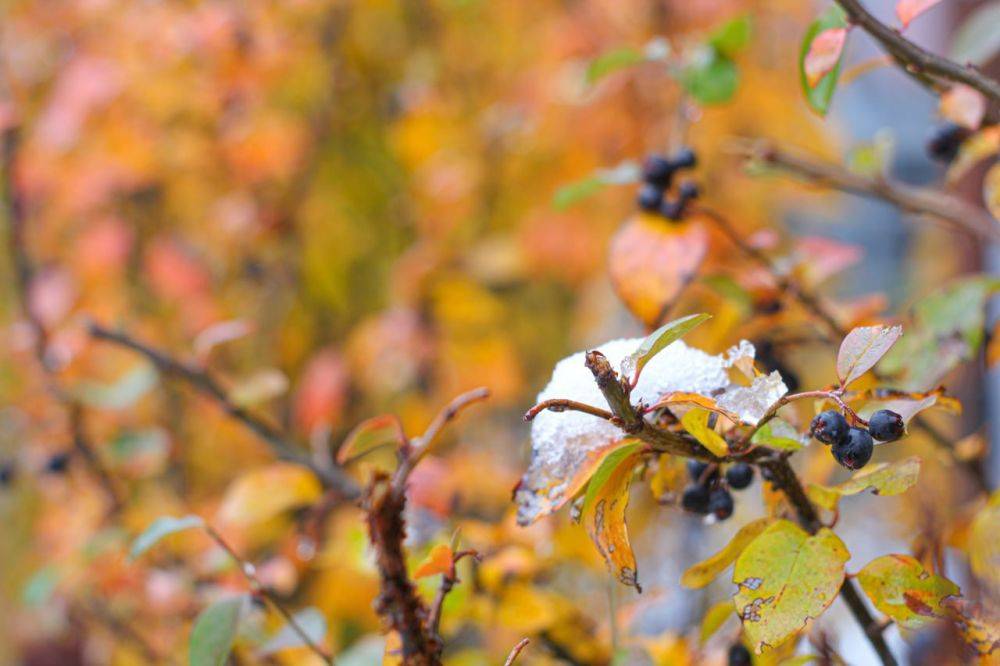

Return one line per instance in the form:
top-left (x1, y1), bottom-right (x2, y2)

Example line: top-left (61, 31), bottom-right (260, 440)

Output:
top-left (809, 408), bottom-right (904, 470)
top-left (636, 149), bottom-right (699, 220)
top-left (681, 459), bottom-right (754, 521)
top-left (926, 122), bottom-right (971, 164)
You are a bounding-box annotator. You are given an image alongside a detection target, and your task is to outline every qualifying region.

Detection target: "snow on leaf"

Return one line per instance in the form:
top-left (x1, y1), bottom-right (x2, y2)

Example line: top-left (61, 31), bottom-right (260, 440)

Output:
top-left (732, 520), bottom-right (849, 653)
top-left (836, 325), bottom-right (903, 387)
top-left (682, 518), bottom-right (773, 589)
top-left (803, 27), bottom-right (848, 88)
top-left (857, 554), bottom-right (959, 629)
top-left (680, 408), bottom-right (729, 457)
top-left (621, 313), bottom-right (711, 385)
top-left (896, 0), bottom-right (942, 28)
top-left (716, 371), bottom-right (788, 425)
top-left (582, 442), bottom-right (644, 591)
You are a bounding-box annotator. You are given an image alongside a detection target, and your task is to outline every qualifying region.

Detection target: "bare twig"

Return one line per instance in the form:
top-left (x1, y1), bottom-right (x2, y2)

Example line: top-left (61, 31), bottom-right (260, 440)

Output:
top-left (203, 524), bottom-right (334, 664)
top-left (69, 404), bottom-right (123, 512)
top-left (426, 549), bottom-right (479, 637)
top-left (734, 141), bottom-right (999, 242)
top-left (833, 0), bottom-right (1000, 115)
top-left (87, 321), bottom-right (361, 499)
top-left (523, 399), bottom-right (616, 423)
top-left (504, 638), bottom-right (531, 666)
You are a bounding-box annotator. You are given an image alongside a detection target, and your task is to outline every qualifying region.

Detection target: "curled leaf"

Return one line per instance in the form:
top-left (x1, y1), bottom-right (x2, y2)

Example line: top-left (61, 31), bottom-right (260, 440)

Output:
top-left (680, 408), bottom-right (729, 457)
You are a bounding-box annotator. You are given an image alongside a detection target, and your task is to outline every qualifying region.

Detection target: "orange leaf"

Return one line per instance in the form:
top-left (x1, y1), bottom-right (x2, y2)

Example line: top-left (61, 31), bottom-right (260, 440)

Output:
top-left (804, 27), bottom-right (848, 88)
top-left (413, 544), bottom-right (453, 579)
top-left (608, 213), bottom-right (708, 328)
top-left (896, 0), bottom-right (942, 28)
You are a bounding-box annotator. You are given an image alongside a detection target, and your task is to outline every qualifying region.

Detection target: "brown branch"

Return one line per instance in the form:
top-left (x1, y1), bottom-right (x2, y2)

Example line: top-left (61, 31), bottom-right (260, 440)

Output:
top-left (735, 141), bottom-right (999, 242)
top-left (504, 638), bottom-right (530, 666)
top-left (834, 0), bottom-right (1000, 115)
top-left (523, 399), bottom-right (616, 423)
top-left (583, 352), bottom-right (897, 665)
top-left (426, 549), bottom-right (479, 638)
top-left (87, 321), bottom-right (362, 500)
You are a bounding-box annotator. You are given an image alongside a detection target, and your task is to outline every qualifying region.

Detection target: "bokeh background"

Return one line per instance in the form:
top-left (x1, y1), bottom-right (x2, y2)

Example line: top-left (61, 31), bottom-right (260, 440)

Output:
top-left (0, 0), bottom-right (997, 664)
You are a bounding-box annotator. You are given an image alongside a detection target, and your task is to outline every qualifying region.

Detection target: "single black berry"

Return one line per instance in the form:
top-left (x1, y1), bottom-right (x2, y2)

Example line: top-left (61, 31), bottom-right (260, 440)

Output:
top-left (0, 462), bottom-right (14, 486)
top-left (687, 460), bottom-right (718, 484)
top-left (709, 487), bottom-right (734, 520)
top-left (868, 409), bottom-right (904, 442)
top-left (726, 463), bottom-right (754, 490)
top-left (678, 180), bottom-right (699, 201)
top-left (637, 183), bottom-right (663, 212)
top-left (681, 484), bottom-right (711, 514)
top-left (810, 410), bottom-right (849, 446)
top-left (660, 198), bottom-right (683, 220)
top-left (672, 147), bottom-right (697, 169)
top-left (728, 643), bottom-right (752, 666)
top-left (832, 427), bottom-right (874, 470)
top-left (44, 451), bottom-right (71, 475)
top-left (927, 122), bottom-right (970, 164)
top-left (642, 154), bottom-right (675, 188)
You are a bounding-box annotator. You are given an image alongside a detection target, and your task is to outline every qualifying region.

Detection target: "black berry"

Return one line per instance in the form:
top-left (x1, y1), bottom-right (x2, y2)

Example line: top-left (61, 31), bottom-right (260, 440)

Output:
top-left (868, 409), bottom-right (904, 442)
top-left (678, 180), bottom-right (699, 201)
top-left (44, 452), bottom-right (71, 475)
top-left (0, 462), bottom-right (14, 486)
top-left (687, 460), bottom-right (717, 484)
top-left (709, 487), bottom-right (734, 520)
top-left (673, 147), bottom-right (697, 169)
top-left (832, 428), bottom-right (874, 470)
top-left (728, 643), bottom-right (752, 666)
top-left (637, 183), bottom-right (663, 212)
top-left (726, 463), bottom-right (754, 490)
top-left (810, 410), bottom-right (849, 446)
top-left (681, 484), bottom-right (711, 514)
top-left (927, 123), bottom-right (970, 164)
top-left (642, 154), bottom-right (675, 188)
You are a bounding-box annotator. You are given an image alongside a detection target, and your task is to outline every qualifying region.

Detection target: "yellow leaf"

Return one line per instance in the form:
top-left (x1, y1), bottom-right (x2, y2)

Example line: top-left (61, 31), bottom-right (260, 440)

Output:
top-left (856, 554), bottom-right (959, 629)
top-left (582, 443), bottom-right (643, 591)
top-left (680, 408), bottom-right (729, 457)
top-left (700, 599), bottom-right (736, 643)
top-left (217, 463), bottom-right (322, 528)
top-left (413, 544), bottom-right (453, 579)
top-left (496, 583), bottom-right (562, 634)
top-left (682, 518), bottom-right (773, 589)
top-left (968, 491), bottom-right (1000, 595)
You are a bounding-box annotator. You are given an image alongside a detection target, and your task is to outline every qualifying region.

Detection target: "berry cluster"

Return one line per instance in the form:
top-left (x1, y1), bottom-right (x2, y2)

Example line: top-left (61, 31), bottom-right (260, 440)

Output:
top-left (810, 408), bottom-right (904, 470)
top-left (926, 122), bottom-right (971, 164)
top-left (680, 459), bottom-right (754, 521)
top-left (636, 149), bottom-right (699, 220)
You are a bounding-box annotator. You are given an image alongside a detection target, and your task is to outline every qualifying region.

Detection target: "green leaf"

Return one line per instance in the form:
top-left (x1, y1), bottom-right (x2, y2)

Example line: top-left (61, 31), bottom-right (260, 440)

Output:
top-left (682, 518), bottom-right (773, 589)
top-left (258, 607), bottom-right (327, 657)
top-left (750, 419), bottom-right (804, 451)
top-left (75, 363), bottom-right (159, 410)
top-left (733, 520), bottom-right (849, 653)
top-left (709, 14), bottom-right (752, 58)
top-left (130, 515), bottom-right (204, 561)
top-left (552, 161), bottom-right (641, 210)
top-left (950, 3), bottom-right (1000, 66)
top-left (856, 554), bottom-right (959, 629)
top-left (682, 48), bottom-right (739, 105)
top-left (680, 408), bottom-right (729, 457)
top-left (621, 313), bottom-right (711, 383)
top-left (836, 324), bottom-right (903, 387)
top-left (798, 6), bottom-right (848, 115)
top-left (586, 47), bottom-right (644, 84)
top-left (190, 596), bottom-right (246, 666)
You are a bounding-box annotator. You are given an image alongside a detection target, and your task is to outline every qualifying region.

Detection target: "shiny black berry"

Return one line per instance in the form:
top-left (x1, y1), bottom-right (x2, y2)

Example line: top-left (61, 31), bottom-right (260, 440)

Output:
top-left (44, 452), bottom-right (71, 475)
top-left (681, 484), bottom-right (711, 514)
top-left (637, 183), bottom-right (663, 212)
top-left (673, 147), bottom-right (697, 169)
top-left (642, 155), bottom-right (675, 187)
top-left (868, 409), bottom-right (904, 442)
top-left (709, 487), bottom-right (734, 520)
top-left (810, 410), bottom-right (849, 446)
top-left (832, 428), bottom-right (874, 470)
top-left (687, 460), bottom-right (717, 484)
top-left (728, 643), bottom-right (752, 666)
top-left (726, 463), bottom-right (754, 490)
top-left (927, 122), bottom-right (970, 164)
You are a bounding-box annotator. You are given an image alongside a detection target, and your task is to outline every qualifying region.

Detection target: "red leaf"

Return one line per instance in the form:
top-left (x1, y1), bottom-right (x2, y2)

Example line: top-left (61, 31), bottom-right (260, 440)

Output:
top-left (804, 27), bottom-right (848, 88)
top-left (294, 349), bottom-right (349, 437)
top-left (896, 0), bottom-right (942, 28)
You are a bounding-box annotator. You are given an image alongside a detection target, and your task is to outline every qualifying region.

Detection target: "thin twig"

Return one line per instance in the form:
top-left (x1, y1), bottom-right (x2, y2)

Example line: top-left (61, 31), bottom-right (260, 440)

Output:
top-left (70, 403), bottom-right (123, 512)
top-left (409, 387), bottom-right (490, 463)
top-left (426, 549), bottom-right (479, 637)
top-left (203, 525), bottom-right (334, 664)
top-left (833, 0), bottom-right (1000, 116)
top-left (523, 399), bottom-right (616, 423)
top-left (504, 638), bottom-right (530, 666)
top-left (87, 321), bottom-right (361, 499)
top-left (739, 389), bottom-right (865, 450)
top-left (734, 140), bottom-right (999, 241)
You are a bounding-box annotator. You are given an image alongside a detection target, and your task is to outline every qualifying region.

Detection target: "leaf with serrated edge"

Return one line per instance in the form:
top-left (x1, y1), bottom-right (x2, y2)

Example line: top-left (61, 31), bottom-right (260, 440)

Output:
top-left (857, 554), bottom-right (959, 629)
top-left (837, 325), bottom-right (903, 387)
top-left (582, 442), bottom-right (644, 591)
top-left (190, 596), bottom-right (246, 666)
top-left (732, 520), bottom-right (849, 653)
top-left (130, 515), bottom-right (204, 561)
top-left (681, 408), bottom-right (729, 457)
top-left (622, 313), bottom-right (712, 384)
top-left (682, 518), bottom-right (772, 589)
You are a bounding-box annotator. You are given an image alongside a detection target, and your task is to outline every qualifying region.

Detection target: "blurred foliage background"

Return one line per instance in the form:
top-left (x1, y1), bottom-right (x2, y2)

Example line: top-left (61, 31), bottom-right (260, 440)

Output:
top-left (0, 0), bottom-right (997, 664)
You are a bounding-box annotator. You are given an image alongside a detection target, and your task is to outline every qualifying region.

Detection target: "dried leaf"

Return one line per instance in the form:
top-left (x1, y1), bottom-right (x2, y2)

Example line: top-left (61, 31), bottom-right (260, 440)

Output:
top-left (413, 544), bottom-right (453, 579)
top-left (621, 313), bottom-right (712, 385)
top-left (732, 520), bottom-right (849, 653)
top-left (836, 325), bottom-right (903, 387)
top-left (681, 408), bottom-right (729, 457)
top-left (896, 0), bottom-right (942, 28)
top-left (582, 442), bottom-right (644, 591)
top-left (336, 414), bottom-right (406, 465)
top-left (682, 518), bottom-right (773, 589)
top-left (940, 597), bottom-right (1000, 655)
top-left (803, 27), bottom-right (848, 88)
top-left (609, 213), bottom-right (709, 328)
top-left (856, 554), bottom-right (959, 629)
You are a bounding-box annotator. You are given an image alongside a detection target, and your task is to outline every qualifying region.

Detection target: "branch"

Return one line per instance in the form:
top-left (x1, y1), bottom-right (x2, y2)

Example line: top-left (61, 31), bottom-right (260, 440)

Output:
top-left (735, 141), bottom-right (999, 242)
top-left (504, 638), bottom-right (531, 666)
top-left (70, 403), bottom-right (123, 513)
top-left (426, 549), bottom-right (479, 637)
top-left (523, 399), bottom-right (616, 423)
top-left (87, 321), bottom-right (361, 500)
top-left (834, 0), bottom-right (1000, 113)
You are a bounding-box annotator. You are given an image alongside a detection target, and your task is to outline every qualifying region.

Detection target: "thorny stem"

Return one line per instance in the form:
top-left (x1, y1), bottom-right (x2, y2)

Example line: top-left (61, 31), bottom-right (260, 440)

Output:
top-left (203, 525), bottom-right (334, 665)
top-left (583, 352), bottom-right (898, 666)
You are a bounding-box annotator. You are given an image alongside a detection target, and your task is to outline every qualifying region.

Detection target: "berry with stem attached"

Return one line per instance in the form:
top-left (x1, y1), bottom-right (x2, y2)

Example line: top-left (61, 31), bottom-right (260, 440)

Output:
top-left (642, 155), bottom-right (675, 188)
top-left (681, 484), bottom-right (711, 514)
top-left (687, 459), bottom-right (718, 484)
top-left (832, 427), bottom-right (874, 470)
top-left (868, 409), bottom-right (904, 442)
top-left (810, 410), bottom-right (849, 446)
top-left (726, 463), bottom-right (754, 490)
